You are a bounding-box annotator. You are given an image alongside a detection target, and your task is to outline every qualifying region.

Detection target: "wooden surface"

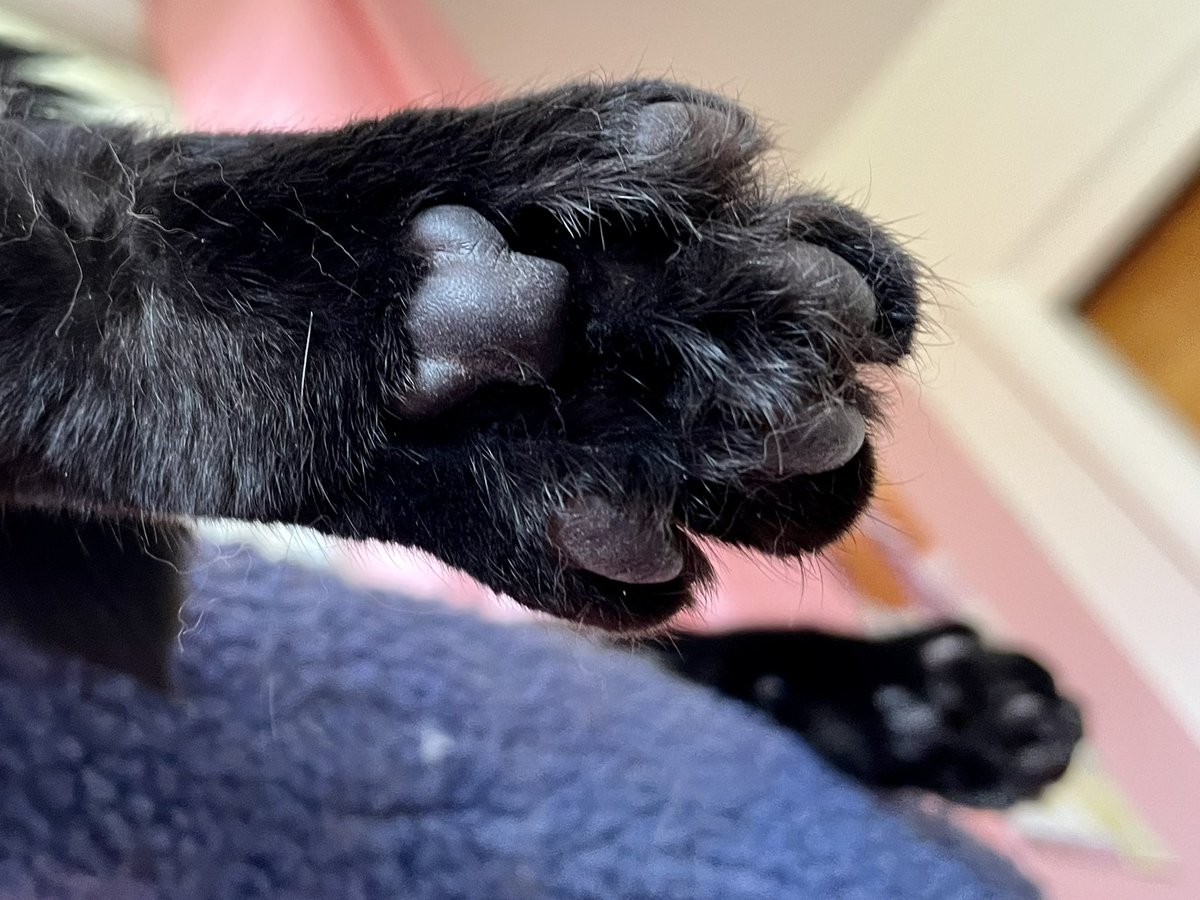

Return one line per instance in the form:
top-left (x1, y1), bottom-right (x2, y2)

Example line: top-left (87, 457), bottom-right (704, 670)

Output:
top-left (1083, 173), bottom-right (1200, 435)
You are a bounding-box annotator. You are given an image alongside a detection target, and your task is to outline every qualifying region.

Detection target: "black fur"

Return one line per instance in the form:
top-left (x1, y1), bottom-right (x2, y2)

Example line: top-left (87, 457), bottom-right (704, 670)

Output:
top-left (0, 506), bottom-right (185, 690)
top-left (0, 74), bottom-right (908, 626)
top-left (0, 50), bottom-right (1080, 806)
top-left (651, 624), bottom-right (1083, 808)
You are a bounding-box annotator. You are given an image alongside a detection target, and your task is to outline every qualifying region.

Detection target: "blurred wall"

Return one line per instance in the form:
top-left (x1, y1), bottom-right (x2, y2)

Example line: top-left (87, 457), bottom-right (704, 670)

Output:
top-left (431, 0), bottom-right (930, 158)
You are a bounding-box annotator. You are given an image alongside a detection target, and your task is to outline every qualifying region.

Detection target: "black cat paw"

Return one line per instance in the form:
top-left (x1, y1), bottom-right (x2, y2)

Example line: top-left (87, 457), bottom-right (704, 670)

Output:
top-left (655, 625), bottom-right (1082, 807)
top-left (863, 626), bottom-right (1083, 807)
top-left (344, 84), bottom-right (921, 629)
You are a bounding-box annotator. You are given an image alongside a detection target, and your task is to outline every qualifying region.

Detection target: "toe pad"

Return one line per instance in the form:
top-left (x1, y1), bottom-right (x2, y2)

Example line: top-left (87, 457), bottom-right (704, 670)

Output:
top-left (549, 496), bottom-right (683, 585)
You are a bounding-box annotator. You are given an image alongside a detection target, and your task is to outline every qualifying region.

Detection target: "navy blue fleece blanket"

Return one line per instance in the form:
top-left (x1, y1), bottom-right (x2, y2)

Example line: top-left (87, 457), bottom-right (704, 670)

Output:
top-left (0, 544), bottom-right (1038, 899)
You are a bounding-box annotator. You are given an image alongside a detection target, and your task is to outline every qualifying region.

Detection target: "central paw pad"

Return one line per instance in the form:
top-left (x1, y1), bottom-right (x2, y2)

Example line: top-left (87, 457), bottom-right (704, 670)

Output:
top-left (394, 205), bottom-right (568, 417)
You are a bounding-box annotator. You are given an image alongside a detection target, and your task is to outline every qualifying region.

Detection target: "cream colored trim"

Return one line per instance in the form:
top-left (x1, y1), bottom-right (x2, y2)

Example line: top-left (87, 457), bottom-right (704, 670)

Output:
top-left (0, 8), bottom-right (174, 126)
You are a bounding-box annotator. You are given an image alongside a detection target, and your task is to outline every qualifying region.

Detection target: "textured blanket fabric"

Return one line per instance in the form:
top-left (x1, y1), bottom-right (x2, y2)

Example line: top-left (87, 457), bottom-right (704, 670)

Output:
top-left (0, 544), bottom-right (1038, 899)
